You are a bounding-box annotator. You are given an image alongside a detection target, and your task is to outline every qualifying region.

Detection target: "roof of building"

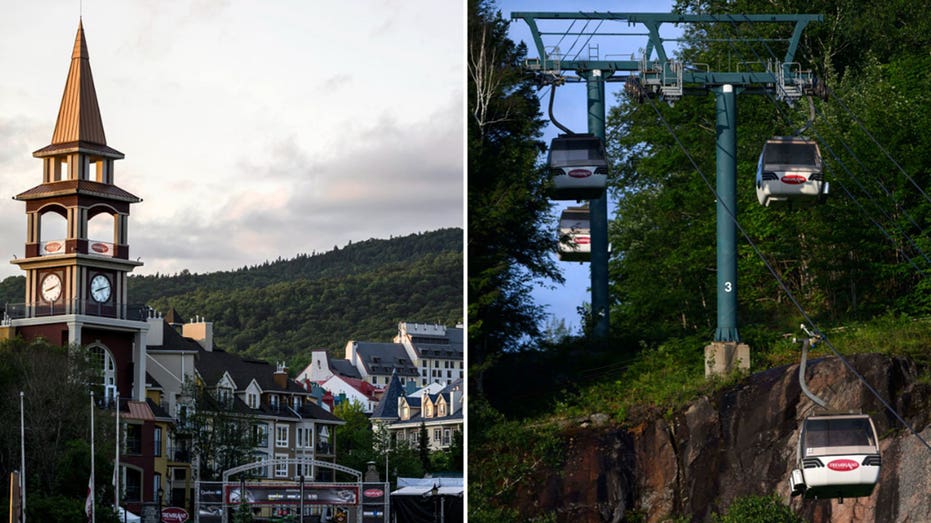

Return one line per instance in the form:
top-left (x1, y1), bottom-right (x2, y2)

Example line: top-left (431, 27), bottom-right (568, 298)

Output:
top-left (145, 318), bottom-right (203, 352)
top-left (389, 409), bottom-right (464, 428)
top-left (355, 342), bottom-right (419, 377)
top-left (146, 398), bottom-right (173, 422)
top-left (401, 323), bottom-right (464, 360)
top-left (15, 179), bottom-right (140, 202)
top-left (195, 348), bottom-right (304, 394)
top-left (330, 358), bottom-right (362, 379)
top-left (52, 20), bottom-right (108, 147)
top-left (370, 371), bottom-right (404, 420)
top-left (32, 20), bottom-right (124, 160)
top-left (328, 375), bottom-right (380, 400)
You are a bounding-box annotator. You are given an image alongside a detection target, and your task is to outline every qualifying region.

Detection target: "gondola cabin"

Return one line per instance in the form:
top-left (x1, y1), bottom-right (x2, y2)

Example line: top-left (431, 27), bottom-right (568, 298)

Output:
top-left (558, 206), bottom-right (591, 262)
top-left (549, 134), bottom-right (608, 200)
top-left (790, 414), bottom-right (881, 500)
top-left (755, 137), bottom-right (828, 207)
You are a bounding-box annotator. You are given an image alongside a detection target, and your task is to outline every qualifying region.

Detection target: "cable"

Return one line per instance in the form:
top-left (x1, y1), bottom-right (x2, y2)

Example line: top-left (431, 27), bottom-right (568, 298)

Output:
top-left (825, 84), bottom-right (931, 207)
top-left (721, 20), bottom-right (931, 269)
top-left (547, 84), bottom-right (574, 135)
top-left (641, 94), bottom-right (931, 451)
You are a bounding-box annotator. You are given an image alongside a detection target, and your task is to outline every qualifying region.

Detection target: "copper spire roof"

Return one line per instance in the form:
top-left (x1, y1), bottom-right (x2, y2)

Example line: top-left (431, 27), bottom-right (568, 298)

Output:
top-left (50, 19), bottom-right (107, 146)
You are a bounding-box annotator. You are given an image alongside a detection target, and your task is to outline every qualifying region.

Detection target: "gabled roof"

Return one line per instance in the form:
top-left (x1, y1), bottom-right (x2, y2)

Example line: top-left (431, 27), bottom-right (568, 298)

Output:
top-left (195, 347), bottom-right (304, 394)
top-left (371, 371), bottom-right (404, 420)
top-left (34, 20), bottom-right (122, 159)
top-left (326, 375), bottom-right (380, 400)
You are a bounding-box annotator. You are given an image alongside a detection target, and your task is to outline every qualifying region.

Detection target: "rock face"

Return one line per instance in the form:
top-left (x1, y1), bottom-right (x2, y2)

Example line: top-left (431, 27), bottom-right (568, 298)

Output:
top-left (518, 354), bottom-right (931, 522)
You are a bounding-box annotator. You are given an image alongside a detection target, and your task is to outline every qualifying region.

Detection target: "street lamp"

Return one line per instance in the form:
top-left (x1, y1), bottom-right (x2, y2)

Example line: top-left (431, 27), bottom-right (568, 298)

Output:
top-left (430, 484), bottom-right (439, 523)
top-left (157, 488), bottom-right (164, 522)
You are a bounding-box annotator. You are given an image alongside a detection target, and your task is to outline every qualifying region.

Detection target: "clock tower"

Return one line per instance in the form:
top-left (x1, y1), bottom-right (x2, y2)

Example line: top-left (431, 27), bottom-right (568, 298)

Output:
top-left (9, 20), bottom-right (147, 402)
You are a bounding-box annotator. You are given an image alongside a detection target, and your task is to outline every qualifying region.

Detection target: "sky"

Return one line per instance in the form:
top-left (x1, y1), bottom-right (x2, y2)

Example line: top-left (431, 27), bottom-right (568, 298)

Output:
top-left (498, 0), bottom-right (680, 334)
top-left (0, 0), bottom-right (463, 279)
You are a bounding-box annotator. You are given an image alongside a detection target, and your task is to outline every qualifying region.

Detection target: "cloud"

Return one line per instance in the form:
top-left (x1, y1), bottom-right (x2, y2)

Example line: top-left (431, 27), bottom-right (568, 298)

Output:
top-left (126, 96), bottom-right (462, 275)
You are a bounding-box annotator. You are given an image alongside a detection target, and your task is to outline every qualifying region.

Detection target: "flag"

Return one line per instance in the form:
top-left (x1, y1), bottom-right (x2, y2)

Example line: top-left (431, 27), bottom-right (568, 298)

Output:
top-left (85, 475), bottom-right (93, 519)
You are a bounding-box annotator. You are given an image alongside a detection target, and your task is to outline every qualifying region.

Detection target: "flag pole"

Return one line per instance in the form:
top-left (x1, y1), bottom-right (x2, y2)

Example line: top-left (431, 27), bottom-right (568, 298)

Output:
top-left (90, 392), bottom-right (95, 523)
top-left (20, 391), bottom-right (25, 523)
top-left (114, 397), bottom-right (120, 512)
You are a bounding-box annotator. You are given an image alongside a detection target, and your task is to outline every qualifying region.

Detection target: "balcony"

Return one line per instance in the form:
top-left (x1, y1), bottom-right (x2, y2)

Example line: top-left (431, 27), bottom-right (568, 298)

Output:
top-left (167, 446), bottom-right (191, 463)
top-left (4, 300), bottom-right (149, 321)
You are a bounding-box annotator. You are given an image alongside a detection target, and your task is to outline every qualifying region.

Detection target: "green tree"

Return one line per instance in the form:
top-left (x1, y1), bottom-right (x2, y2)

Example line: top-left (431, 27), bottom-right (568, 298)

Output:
top-left (180, 381), bottom-right (257, 481)
top-left (332, 400), bottom-right (375, 473)
top-left (712, 494), bottom-right (803, 523)
top-left (468, 0), bottom-right (561, 393)
top-left (418, 422), bottom-right (430, 471)
top-left (0, 338), bottom-right (117, 521)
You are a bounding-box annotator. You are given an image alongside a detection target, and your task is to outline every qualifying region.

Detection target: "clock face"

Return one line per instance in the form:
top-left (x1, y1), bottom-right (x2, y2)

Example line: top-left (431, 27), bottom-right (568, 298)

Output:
top-left (41, 273), bottom-right (62, 302)
top-left (90, 274), bottom-right (111, 303)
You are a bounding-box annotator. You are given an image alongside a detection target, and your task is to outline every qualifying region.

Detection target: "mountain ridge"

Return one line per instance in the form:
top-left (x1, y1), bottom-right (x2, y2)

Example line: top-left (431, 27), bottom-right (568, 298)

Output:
top-left (0, 228), bottom-right (463, 372)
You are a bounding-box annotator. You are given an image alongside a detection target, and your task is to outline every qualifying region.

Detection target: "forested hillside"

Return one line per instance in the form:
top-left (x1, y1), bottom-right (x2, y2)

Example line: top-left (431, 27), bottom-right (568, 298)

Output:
top-left (0, 229), bottom-right (463, 371)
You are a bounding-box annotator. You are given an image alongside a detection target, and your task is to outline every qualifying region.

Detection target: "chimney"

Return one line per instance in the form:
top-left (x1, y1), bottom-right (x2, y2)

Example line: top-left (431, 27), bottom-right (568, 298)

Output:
top-left (145, 309), bottom-right (164, 347)
top-left (182, 317), bottom-right (214, 351)
top-left (273, 361), bottom-right (289, 389)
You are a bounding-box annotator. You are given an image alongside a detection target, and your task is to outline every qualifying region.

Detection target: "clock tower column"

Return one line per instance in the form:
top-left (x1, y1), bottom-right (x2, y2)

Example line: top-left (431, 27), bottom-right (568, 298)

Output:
top-left (8, 20), bottom-right (148, 402)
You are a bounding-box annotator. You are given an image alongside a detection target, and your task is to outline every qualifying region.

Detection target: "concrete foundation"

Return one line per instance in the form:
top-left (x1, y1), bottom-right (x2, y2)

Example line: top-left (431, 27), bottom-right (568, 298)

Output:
top-left (704, 341), bottom-right (750, 378)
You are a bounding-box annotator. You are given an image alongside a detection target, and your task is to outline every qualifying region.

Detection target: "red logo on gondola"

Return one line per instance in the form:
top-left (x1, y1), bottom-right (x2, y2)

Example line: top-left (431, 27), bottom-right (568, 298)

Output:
top-left (575, 236), bottom-right (591, 245)
top-left (161, 507), bottom-right (189, 522)
top-left (781, 174), bottom-right (807, 185)
top-left (363, 488), bottom-right (385, 498)
top-left (827, 459), bottom-right (859, 472)
top-left (91, 243), bottom-right (110, 253)
top-left (568, 169), bottom-right (592, 178)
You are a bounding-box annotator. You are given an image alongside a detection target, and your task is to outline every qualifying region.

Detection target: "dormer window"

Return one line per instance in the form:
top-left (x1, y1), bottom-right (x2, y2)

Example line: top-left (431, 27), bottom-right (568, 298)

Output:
top-left (218, 386), bottom-right (233, 406)
top-left (438, 403), bottom-right (447, 417)
top-left (270, 395), bottom-right (279, 410)
top-left (247, 392), bottom-right (259, 409)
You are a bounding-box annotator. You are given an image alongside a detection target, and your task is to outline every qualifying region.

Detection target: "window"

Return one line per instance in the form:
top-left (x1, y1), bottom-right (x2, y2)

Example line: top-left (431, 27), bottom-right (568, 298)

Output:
top-left (125, 468), bottom-right (141, 502)
top-left (275, 453), bottom-right (288, 478)
top-left (218, 386), bottom-right (233, 405)
top-left (444, 361), bottom-right (449, 368)
top-left (293, 396), bottom-right (301, 410)
top-left (447, 370), bottom-right (452, 378)
top-left (253, 452), bottom-right (268, 478)
top-left (296, 427), bottom-right (312, 449)
top-left (443, 429), bottom-right (451, 446)
top-left (125, 424), bottom-right (142, 455)
top-left (153, 473), bottom-right (162, 501)
top-left (253, 423), bottom-right (269, 447)
top-left (270, 395), bottom-right (279, 410)
top-left (421, 369), bottom-right (427, 377)
top-left (154, 427), bottom-right (162, 457)
top-left (438, 403), bottom-right (446, 417)
top-left (247, 393), bottom-right (258, 409)
top-left (459, 361), bottom-right (463, 369)
top-left (459, 371), bottom-right (463, 378)
top-left (434, 361), bottom-right (439, 367)
top-left (422, 360), bottom-right (428, 367)
top-left (433, 429), bottom-right (441, 442)
top-left (276, 425), bottom-right (289, 447)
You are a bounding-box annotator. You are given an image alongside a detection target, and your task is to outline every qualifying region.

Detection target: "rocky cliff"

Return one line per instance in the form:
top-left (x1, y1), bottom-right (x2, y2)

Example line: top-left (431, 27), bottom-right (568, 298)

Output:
top-left (515, 354), bottom-right (931, 522)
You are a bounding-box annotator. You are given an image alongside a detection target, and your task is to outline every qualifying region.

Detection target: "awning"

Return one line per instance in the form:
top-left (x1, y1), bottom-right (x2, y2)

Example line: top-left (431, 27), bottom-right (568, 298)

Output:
top-left (125, 401), bottom-right (154, 421)
top-left (390, 477), bottom-right (463, 496)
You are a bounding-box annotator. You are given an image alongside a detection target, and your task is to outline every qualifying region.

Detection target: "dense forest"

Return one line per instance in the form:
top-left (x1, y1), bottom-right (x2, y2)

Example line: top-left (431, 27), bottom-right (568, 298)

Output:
top-left (469, 0), bottom-right (931, 520)
top-left (0, 229), bottom-right (463, 372)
